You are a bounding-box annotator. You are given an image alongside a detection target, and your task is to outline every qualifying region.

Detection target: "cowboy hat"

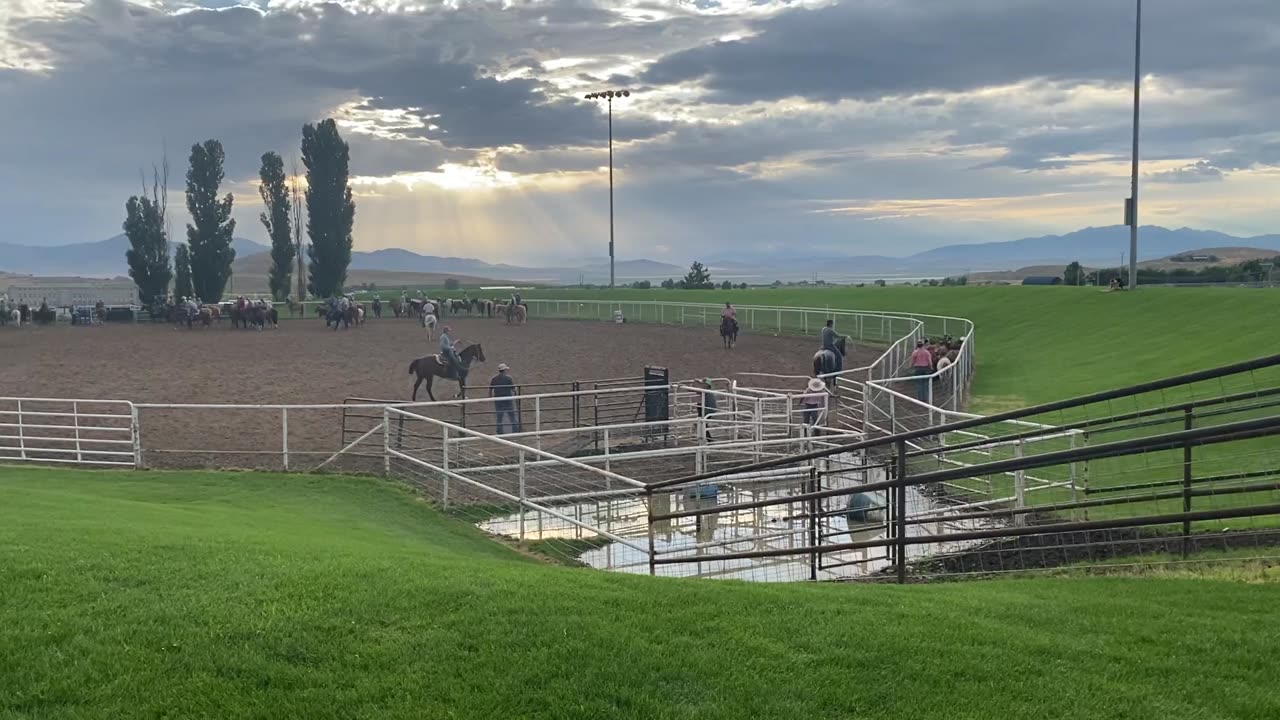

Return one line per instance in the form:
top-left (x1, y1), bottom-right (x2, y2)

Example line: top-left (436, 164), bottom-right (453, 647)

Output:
top-left (807, 378), bottom-right (826, 393)
top-left (498, 363), bottom-right (510, 371)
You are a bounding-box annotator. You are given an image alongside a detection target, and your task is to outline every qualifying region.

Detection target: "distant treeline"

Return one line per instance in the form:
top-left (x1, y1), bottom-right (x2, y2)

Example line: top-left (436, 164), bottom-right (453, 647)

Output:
top-left (1093, 255), bottom-right (1279, 285)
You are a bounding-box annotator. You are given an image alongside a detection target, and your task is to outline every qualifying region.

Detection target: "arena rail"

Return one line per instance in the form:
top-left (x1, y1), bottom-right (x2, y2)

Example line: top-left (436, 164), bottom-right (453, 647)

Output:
top-left (640, 352), bottom-right (1280, 581)
top-left (517, 298), bottom-right (976, 433)
top-left (0, 397), bottom-right (138, 468)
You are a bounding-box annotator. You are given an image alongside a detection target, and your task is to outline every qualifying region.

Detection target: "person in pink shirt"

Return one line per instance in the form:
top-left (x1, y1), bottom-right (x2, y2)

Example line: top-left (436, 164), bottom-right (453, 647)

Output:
top-left (910, 339), bottom-right (934, 400)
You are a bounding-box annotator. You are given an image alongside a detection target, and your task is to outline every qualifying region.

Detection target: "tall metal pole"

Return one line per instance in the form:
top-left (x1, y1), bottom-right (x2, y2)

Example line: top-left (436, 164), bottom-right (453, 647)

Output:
top-left (1128, 0), bottom-right (1142, 290)
top-left (608, 98), bottom-right (615, 289)
top-left (585, 89), bottom-right (631, 288)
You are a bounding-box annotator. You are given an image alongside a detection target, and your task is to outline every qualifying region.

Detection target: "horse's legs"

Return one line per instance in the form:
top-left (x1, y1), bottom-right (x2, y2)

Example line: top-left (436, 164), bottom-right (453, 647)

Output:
top-left (412, 375), bottom-right (423, 402)
top-left (425, 376), bottom-right (437, 402)
top-left (457, 378), bottom-right (466, 399)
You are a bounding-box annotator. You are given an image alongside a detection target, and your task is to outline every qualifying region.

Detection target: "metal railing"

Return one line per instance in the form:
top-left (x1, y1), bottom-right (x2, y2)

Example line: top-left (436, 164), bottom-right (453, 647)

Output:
top-left (640, 353), bottom-right (1280, 581)
top-left (0, 397), bottom-right (137, 467)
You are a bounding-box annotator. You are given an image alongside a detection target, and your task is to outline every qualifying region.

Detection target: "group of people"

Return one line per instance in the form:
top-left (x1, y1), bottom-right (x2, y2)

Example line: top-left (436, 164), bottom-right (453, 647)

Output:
top-left (910, 335), bottom-right (962, 399)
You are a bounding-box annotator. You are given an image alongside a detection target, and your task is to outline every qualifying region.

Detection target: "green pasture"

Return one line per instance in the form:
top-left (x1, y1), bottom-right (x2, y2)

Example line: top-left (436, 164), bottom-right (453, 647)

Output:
top-left (4, 467), bottom-right (1280, 720)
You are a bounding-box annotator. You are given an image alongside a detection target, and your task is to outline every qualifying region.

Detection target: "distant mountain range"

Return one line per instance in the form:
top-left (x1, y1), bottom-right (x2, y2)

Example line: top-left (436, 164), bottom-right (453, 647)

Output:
top-left (3, 225), bottom-right (1278, 284)
top-left (0, 234), bottom-right (269, 278)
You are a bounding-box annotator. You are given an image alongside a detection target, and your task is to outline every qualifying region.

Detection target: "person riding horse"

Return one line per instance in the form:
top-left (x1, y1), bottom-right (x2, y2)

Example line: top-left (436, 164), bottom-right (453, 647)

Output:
top-left (719, 302), bottom-right (739, 347)
top-left (438, 325), bottom-right (464, 378)
top-left (819, 319), bottom-right (848, 374)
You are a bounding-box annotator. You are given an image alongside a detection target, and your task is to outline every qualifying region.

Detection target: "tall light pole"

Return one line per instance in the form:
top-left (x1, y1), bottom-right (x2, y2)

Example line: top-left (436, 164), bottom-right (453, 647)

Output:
top-left (1126, 0), bottom-right (1142, 290)
top-left (585, 89), bottom-right (631, 288)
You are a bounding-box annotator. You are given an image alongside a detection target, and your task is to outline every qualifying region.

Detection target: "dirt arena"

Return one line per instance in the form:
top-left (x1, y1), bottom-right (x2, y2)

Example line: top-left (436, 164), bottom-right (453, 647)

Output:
top-left (0, 315), bottom-right (884, 470)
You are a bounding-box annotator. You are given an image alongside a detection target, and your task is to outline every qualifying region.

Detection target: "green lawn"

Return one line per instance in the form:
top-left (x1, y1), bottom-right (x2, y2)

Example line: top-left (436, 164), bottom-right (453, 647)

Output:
top-left (4, 467), bottom-right (1280, 720)
top-left (514, 286), bottom-right (1280, 411)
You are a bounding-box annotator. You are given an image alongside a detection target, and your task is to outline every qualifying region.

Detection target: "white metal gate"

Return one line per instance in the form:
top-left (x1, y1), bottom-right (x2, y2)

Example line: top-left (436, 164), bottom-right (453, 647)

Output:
top-left (0, 397), bottom-right (137, 467)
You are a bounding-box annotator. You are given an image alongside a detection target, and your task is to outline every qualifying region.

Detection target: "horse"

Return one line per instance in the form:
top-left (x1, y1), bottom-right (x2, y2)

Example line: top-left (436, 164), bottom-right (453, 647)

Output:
top-left (371, 297), bottom-right (382, 319)
top-left (5, 308), bottom-right (17, 326)
top-left (720, 315), bottom-right (738, 349)
top-left (449, 299), bottom-right (468, 314)
top-left (198, 306), bottom-right (214, 328)
top-left (421, 311), bottom-right (438, 341)
top-left (812, 336), bottom-right (848, 387)
top-left (408, 342), bottom-right (486, 401)
top-left (94, 301), bottom-right (107, 325)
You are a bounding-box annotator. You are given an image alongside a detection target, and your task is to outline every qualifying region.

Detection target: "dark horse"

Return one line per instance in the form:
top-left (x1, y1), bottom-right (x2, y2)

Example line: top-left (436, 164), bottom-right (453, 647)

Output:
top-left (720, 315), bottom-right (738, 349)
top-left (812, 336), bottom-right (848, 387)
top-left (408, 343), bottom-right (486, 401)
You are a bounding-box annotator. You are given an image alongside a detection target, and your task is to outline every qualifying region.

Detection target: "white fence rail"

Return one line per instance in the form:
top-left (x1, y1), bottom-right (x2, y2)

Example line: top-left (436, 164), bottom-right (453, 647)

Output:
top-left (0, 397), bottom-right (137, 467)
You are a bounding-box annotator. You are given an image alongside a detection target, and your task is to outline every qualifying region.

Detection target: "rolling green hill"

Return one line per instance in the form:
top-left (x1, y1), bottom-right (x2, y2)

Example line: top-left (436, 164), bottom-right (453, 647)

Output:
top-left (3, 467), bottom-right (1279, 719)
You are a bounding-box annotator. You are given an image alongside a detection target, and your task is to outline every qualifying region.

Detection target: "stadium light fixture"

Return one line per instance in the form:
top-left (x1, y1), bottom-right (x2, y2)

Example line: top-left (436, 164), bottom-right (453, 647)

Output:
top-left (584, 89), bottom-right (633, 288)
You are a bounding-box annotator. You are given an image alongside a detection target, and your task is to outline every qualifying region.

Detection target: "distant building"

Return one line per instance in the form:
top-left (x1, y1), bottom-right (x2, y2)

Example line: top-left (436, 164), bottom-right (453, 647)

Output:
top-left (5, 280), bottom-right (137, 307)
top-left (1021, 276), bottom-right (1063, 286)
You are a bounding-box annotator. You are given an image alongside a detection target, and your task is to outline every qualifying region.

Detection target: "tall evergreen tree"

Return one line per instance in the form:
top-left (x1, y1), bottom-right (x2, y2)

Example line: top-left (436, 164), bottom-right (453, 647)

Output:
top-left (185, 139), bottom-right (236, 302)
top-left (123, 195), bottom-right (171, 304)
top-left (123, 161), bottom-right (172, 304)
top-left (302, 119), bottom-right (356, 298)
top-left (258, 152), bottom-right (295, 300)
top-left (174, 244), bottom-right (194, 300)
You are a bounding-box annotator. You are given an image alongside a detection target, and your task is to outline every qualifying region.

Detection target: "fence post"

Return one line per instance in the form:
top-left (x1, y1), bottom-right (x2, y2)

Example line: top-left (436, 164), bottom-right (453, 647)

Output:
top-left (1068, 433), bottom-right (1079, 521)
top-left (696, 414), bottom-right (706, 474)
top-left (382, 407), bottom-right (391, 476)
top-left (1013, 439), bottom-right (1026, 526)
top-left (441, 426), bottom-right (451, 508)
top-left (776, 309), bottom-right (781, 333)
top-left (752, 400), bottom-right (763, 463)
top-left (1081, 431), bottom-right (1091, 521)
top-left (534, 397), bottom-right (542, 452)
top-left (281, 408), bottom-right (290, 471)
top-left (808, 466), bottom-right (819, 581)
top-left (72, 401), bottom-right (82, 463)
top-left (646, 487), bottom-right (658, 577)
top-left (130, 403), bottom-right (142, 469)
top-left (15, 399), bottom-right (25, 461)
top-left (1182, 407), bottom-right (1194, 558)
top-left (895, 440), bottom-right (908, 584)
top-left (604, 428), bottom-right (612, 480)
top-left (518, 449), bottom-right (526, 541)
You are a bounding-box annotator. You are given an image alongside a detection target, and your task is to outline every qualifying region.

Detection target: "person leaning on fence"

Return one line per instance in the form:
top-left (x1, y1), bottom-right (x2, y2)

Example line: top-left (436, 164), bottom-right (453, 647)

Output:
top-left (489, 363), bottom-right (521, 434)
top-left (801, 377), bottom-right (828, 430)
top-left (699, 378), bottom-right (718, 442)
top-left (820, 319), bottom-right (847, 373)
top-left (910, 339), bottom-right (934, 401)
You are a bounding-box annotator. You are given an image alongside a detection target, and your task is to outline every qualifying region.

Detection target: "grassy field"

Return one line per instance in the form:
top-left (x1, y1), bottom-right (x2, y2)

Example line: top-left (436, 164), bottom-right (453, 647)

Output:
top-left (512, 286), bottom-right (1280, 411)
top-left (4, 466), bottom-right (1280, 720)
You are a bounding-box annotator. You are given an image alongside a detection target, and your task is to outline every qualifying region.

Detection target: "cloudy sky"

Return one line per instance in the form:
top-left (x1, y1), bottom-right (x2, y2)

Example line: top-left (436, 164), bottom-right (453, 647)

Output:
top-left (1, 0), bottom-right (1277, 264)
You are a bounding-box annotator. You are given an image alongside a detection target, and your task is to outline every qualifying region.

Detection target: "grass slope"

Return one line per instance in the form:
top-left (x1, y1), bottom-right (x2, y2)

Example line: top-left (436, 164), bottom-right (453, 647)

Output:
top-left (516, 286), bottom-right (1280, 411)
top-left (4, 467), bottom-right (1280, 720)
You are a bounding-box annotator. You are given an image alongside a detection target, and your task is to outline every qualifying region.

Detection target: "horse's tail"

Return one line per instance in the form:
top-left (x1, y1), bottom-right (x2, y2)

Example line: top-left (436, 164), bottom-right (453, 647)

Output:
top-left (408, 359), bottom-right (417, 376)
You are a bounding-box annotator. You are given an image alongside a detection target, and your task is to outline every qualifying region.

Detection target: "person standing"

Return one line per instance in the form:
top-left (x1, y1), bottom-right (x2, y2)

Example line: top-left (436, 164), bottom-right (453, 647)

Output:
top-left (820, 319), bottom-right (847, 373)
top-left (801, 377), bottom-right (828, 430)
top-left (698, 378), bottom-right (718, 442)
top-left (910, 339), bottom-right (934, 400)
top-left (489, 363), bottom-right (521, 434)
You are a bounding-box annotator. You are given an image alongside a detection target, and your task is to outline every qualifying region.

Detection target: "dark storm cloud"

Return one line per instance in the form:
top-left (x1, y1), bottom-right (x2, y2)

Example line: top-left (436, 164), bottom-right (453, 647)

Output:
top-left (643, 0), bottom-right (1278, 104)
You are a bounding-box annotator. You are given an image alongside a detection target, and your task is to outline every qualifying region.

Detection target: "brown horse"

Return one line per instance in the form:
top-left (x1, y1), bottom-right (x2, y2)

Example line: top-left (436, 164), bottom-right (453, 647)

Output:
top-left (408, 343), bottom-right (486, 401)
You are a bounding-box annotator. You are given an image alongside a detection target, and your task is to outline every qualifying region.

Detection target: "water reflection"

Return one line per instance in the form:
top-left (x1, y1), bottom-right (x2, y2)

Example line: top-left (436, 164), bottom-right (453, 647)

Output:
top-left (478, 454), bottom-right (1001, 582)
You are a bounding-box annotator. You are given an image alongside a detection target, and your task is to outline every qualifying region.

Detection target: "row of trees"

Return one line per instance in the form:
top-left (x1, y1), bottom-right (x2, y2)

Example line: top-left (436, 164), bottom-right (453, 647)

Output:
top-left (1063, 257), bottom-right (1278, 286)
top-left (124, 120), bottom-right (355, 304)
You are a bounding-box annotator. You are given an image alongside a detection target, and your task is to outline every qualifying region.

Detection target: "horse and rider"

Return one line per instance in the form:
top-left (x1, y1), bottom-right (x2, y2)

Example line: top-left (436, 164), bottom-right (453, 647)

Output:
top-left (719, 302), bottom-right (738, 349)
top-left (813, 319), bottom-right (849, 387)
top-left (408, 324), bottom-right (486, 400)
